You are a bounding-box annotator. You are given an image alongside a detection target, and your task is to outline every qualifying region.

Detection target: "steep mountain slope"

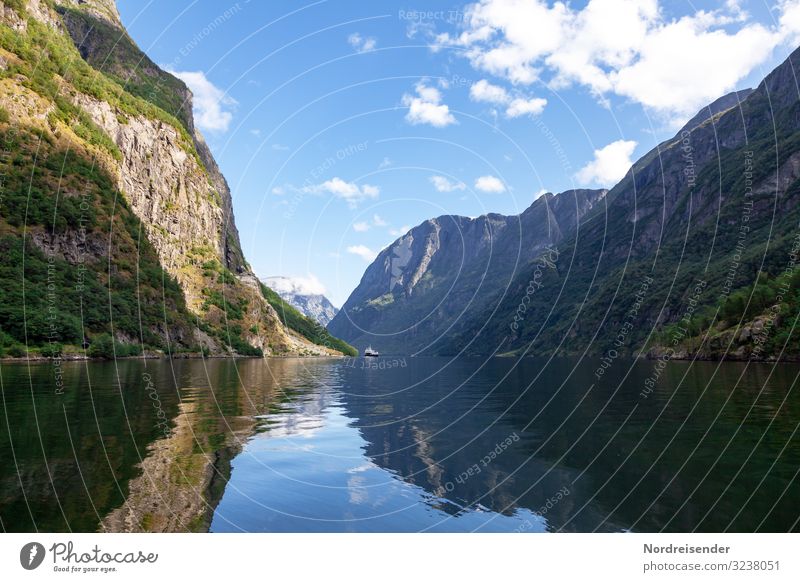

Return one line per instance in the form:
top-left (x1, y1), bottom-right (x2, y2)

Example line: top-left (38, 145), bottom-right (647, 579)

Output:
top-left (327, 189), bottom-right (606, 354)
top-left (0, 0), bottom-right (348, 357)
top-left (333, 46), bottom-right (800, 360)
top-left (263, 276), bottom-right (339, 326)
top-left (439, 46), bottom-right (800, 360)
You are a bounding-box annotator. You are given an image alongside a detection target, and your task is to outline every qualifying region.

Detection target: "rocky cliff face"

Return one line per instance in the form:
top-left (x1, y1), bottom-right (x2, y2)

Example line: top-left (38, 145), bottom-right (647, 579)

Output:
top-left (262, 276), bottom-right (339, 327)
top-left (55, 2), bottom-right (246, 273)
top-left (327, 189), bottom-right (606, 354)
top-left (0, 0), bottom-right (346, 356)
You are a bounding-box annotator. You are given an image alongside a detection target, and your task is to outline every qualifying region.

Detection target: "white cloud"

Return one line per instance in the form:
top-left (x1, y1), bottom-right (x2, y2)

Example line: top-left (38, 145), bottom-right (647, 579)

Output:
top-left (575, 139), bottom-right (637, 186)
top-left (469, 79), bottom-right (547, 118)
top-left (263, 274), bottom-right (327, 296)
top-left (534, 188), bottom-right (548, 199)
top-left (378, 157), bottom-right (393, 168)
top-left (505, 96), bottom-right (547, 117)
top-left (402, 82), bottom-right (457, 127)
top-left (475, 175), bottom-right (506, 193)
top-left (347, 245), bottom-right (378, 262)
top-left (354, 214), bottom-right (393, 233)
top-left (166, 69), bottom-right (236, 132)
top-left (469, 79), bottom-right (510, 104)
top-left (430, 175), bottom-right (467, 192)
top-left (271, 143), bottom-right (290, 151)
top-left (362, 184), bottom-right (380, 196)
top-left (271, 186), bottom-right (285, 196)
top-left (348, 32), bottom-right (377, 53)
top-left (389, 225), bottom-right (411, 236)
top-left (303, 177), bottom-right (380, 207)
top-left (437, 0), bottom-right (800, 122)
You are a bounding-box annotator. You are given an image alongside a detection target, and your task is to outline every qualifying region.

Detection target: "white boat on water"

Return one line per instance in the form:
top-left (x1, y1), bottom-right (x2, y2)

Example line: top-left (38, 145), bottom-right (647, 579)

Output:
top-left (363, 346), bottom-right (380, 357)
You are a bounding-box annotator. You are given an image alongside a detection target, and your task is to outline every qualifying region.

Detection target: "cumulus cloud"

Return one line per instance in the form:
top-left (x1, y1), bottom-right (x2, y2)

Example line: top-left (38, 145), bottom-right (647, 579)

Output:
top-left (348, 32), bottom-right (377, 53)
top-left (430, 175), bottom-right (467, 192)
top-left (166, 69), bottom-right (237, 132)
top-left (347, 245), bottom-right (378, 262)
top-left (505, 96), bottom-right (547, 117)
top-left (354, 214), bottom-right (391, 232)
top-left (264, 274), bottom-right (327, 296)
top-left (575, 139), bottom-right (637, 186)
top-left (303, 178), bottom-right (379, 207)
top-left (469, 79), bottom-right (547, 117)
top-left (470, 79), bottom-right (510, 104)
top-left (402, 82), bottom-right (457, 127)
top-left (437, 0), bottom-right (800, 122)
top-left (389, 225), bottom-right (411, 236)
top-left (475, 175), bottom-right (506, 193)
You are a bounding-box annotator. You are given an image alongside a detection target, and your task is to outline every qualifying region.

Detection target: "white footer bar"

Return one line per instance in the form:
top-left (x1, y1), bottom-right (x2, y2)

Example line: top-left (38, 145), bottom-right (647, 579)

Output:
top-left (1, 533), bottom-right (797, 581)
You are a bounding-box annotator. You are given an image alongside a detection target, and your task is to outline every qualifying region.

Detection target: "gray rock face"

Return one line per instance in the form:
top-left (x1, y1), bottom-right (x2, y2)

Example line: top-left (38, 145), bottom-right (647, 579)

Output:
top-left (327, 189), bottom-right (606, 354)
top-left (69, 91), bottom-right (235, 317)
top-left (263, 277), bottom-right (339, 326)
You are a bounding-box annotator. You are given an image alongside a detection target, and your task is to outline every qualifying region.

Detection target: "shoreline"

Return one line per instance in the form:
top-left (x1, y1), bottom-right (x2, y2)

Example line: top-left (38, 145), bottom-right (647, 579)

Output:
top-left (4, 353), bottom-right (796, 365)
top-left (0, 353), bottom-right (347, 363)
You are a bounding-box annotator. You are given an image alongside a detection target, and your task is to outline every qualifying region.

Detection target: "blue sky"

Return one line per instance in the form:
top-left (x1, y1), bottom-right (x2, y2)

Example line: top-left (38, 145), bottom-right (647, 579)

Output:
top-left (117, 0), bottom-right (800, 306)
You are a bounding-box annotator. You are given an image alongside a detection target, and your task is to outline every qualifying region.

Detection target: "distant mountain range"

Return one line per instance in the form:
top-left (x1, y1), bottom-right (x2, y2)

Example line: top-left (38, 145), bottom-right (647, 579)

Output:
top-left (329, 46), bottom-right (800, 360)
top-left (263, 277), bottom-right (339, 326)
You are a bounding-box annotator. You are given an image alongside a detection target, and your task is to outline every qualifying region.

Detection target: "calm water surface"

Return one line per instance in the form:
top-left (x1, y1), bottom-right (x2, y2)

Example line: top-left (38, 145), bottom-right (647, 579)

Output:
top-left (1, 357), bottom-right (798, 532)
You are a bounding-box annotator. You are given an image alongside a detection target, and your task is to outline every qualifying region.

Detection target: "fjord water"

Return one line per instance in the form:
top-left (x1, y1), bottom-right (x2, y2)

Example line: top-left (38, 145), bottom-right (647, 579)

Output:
top-left (1, 357), bottom-right (798, 532)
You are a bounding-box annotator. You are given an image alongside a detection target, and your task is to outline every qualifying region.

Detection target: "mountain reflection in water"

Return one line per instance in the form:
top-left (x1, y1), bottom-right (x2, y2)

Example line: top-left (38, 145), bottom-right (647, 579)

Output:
top-left (1, 356), bottom-right (798, 532)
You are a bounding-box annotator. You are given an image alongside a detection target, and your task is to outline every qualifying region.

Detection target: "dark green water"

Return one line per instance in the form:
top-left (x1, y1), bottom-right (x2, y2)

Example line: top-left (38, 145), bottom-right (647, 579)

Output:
top-left (1, 357), bottom-right (798, 532)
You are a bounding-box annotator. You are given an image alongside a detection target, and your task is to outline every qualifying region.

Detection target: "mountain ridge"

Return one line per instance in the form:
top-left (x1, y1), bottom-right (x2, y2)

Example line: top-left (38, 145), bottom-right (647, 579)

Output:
top-left (0, 0), bottom-right (350, 357)
top-left (443, 45), bottom-right (800, 359)
top-left (331, 46), bottom-right (800, 360)
top-left (327, 188), bottom-right (607, 354)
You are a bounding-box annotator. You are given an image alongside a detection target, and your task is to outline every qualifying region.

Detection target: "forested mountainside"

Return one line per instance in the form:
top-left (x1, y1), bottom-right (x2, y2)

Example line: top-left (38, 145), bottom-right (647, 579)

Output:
top-left (332, 47), bottom-right (800, 361)
top-left (0, 0), bottom-right (354, 358)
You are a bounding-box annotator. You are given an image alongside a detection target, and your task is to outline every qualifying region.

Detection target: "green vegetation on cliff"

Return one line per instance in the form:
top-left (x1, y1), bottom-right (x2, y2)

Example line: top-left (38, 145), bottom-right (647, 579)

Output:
top-left (0, 123), bottom-right (192, 355)
top-left (55, 6), bottom-right (194, 134)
